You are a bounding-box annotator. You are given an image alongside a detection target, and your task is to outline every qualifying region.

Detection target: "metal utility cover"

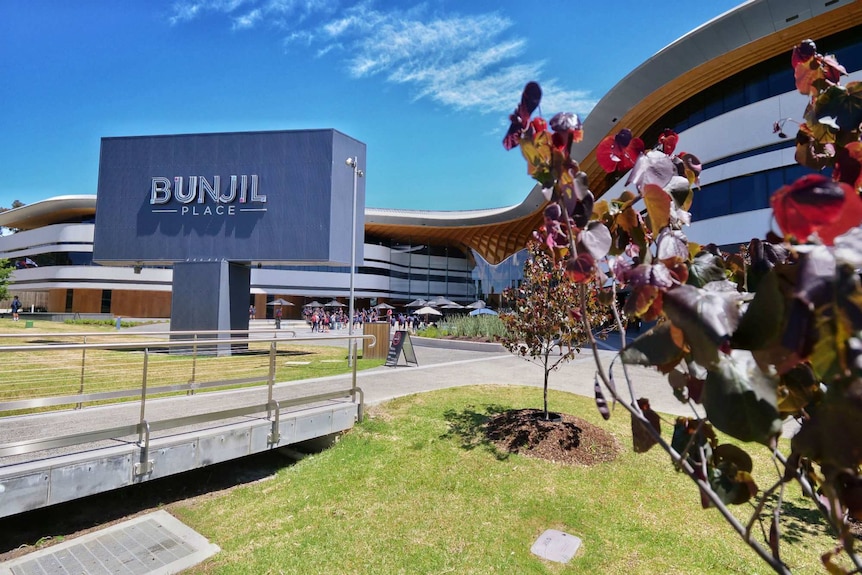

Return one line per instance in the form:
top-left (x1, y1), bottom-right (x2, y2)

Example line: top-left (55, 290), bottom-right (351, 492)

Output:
top-left (530, 529), bottom-right (582, 564)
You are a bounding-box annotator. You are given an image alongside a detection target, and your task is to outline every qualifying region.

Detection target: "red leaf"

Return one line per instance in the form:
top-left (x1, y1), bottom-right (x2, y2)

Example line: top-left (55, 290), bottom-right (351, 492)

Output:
top-left (631, 414), bottom-right (657, 453)
top-left (564, 252), bottom-right (596, 283)
top-left (834, 141), bottom-right (862, 190)
top-left (794, 54), bottom-right (823, 96)
top-left (578, 221), bottom-right (612, 259)
top-left (818, 184), bottom-right (862, 245)
top-left (658, 129), bottom-right (678, 155)
top-left (638, 398), bottom-right (661, 436)
top-left (770, 174), bottom-right (851, 242)
top-left (791, 39), bottom-right (816, 69)
top-left (596, 129), bottom-right (644, 173)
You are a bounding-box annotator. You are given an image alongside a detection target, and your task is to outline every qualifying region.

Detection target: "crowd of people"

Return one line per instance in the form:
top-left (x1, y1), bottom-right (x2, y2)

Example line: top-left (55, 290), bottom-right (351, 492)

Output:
top-left (299, 306), bottom-right (430, 333)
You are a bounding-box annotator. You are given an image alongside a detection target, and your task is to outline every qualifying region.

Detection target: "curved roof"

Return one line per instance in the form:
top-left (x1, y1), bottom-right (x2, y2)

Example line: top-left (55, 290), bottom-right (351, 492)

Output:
top-left (0, 195), bottom-right (96, 230)
top-left (364, 184), bottom-right (547, 264)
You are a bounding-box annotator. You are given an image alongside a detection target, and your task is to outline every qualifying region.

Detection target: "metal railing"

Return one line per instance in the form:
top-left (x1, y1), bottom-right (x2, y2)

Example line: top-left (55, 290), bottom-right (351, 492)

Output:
top-left (0, 331), bottom-right (374, 464)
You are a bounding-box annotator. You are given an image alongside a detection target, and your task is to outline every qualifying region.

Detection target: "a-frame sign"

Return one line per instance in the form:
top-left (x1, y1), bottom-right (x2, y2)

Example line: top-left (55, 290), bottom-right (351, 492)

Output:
top-left (384, 330), bottom-right (418, 367)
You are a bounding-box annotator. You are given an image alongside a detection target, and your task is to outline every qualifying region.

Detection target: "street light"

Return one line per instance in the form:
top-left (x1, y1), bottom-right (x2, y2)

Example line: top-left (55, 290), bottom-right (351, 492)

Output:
top-left (345, 156), bottom-right (364, 366)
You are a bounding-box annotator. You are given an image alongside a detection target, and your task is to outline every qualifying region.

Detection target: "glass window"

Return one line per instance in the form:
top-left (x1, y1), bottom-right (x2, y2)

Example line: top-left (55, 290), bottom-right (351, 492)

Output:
top-left (723, 83), bottom-right (745, 111)
top-left (784, 164), bottom-right (815, 184)
top-left (768, 69), bottom-right (793, 98)
top-left (100, 290), bottom-right (112, 314)
top-left (729, 175), bottom-right (752, 214)
top-left (704, 97), bottom-right (723, 121)
top-left (697, 180), bottom-right (730, 220)
top-left (731, 173), bottom-right (769, 214)
top-left (744, 77), bottom-right (769, 103)
top-left (767, 170), bottom-right (785, 196)
top-left (689, 188), bottom-right (703, 220)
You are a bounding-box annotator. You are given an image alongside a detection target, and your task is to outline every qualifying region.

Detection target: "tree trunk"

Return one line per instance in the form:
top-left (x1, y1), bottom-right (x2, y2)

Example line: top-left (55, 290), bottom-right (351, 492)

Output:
top-left (543, 349), bottom-right (550, 420)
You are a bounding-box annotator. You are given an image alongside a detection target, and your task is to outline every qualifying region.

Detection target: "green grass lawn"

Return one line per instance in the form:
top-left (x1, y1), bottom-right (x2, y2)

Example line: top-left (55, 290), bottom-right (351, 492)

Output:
top-left (172, 385), bottom-right (837, 574)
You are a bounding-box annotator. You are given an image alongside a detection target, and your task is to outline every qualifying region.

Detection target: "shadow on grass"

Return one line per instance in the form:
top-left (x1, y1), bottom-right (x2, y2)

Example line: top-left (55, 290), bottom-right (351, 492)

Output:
top-left (440, 404), bottom-right (509, 459)
top-left (756, 488), bottom-right (862, 544)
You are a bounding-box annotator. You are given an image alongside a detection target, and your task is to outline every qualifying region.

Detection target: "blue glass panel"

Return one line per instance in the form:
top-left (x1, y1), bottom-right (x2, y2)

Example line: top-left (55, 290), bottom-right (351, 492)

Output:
top-left (767, 169), bottom-right (785, 197)
top-left (704, 97), bottom-right (723, 120)
top-left (745, 77), bottom-right (769, 103)
top-left (697, 180), bottom-right (730, 220)
top-left (724, 85), bottom-right (745, 110)
top-left (730, 175), bottom-right (760, 214)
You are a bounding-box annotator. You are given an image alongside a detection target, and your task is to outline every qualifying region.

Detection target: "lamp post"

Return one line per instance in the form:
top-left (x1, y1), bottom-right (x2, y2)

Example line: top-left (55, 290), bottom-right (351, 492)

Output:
top-left (345, 156), bottom-right (364, 366)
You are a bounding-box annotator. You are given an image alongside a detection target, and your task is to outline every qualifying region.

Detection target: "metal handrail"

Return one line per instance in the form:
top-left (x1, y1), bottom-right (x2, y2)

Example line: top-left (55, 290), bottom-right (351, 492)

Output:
top-left (0, 375), bottom-right (269, 412)
top-left (0, 331), bottom-right (375, 460)
top-left (0, 333), bottom-right (368, 353)
top-left (0, 328), bottom-right (298, 340)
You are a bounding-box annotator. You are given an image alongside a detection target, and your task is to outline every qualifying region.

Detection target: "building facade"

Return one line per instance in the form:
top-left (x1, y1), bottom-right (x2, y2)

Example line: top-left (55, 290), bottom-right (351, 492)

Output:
top-left (571, 0), bottom-right (862, 248)
top-left (0, 193), bottom-right (537, 318)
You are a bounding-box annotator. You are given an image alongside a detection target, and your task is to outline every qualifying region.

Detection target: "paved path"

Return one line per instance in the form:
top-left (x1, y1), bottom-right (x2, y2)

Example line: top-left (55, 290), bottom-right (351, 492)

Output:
top-left (119, 319), bottom-right (741, 424)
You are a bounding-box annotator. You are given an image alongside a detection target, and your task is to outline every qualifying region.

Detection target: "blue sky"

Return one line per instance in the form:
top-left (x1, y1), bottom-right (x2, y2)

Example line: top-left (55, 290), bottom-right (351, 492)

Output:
top-left (1, 0), bottom-right (741, 212)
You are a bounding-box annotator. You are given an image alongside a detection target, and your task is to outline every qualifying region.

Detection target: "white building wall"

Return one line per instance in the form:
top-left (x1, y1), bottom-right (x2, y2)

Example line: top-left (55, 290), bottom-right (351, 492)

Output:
top-left (3, 221), bottom-right (476, 303)
top-left (603, 69), bottom-right (862, 248)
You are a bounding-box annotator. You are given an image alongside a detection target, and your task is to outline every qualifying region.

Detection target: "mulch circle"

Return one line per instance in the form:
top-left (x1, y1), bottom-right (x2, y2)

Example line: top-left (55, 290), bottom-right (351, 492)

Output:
top-left (485, 408), bottom-right (620, 466)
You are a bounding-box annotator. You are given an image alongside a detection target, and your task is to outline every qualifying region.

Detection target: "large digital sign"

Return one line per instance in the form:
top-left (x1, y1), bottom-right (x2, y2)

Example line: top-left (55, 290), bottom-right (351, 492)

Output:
top-left (93, 129), bottom-right (366, 266)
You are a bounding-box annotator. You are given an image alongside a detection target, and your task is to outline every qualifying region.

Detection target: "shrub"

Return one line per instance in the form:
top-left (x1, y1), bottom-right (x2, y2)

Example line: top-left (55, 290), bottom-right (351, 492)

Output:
top-left (63, 319), bottom-right (139, 328)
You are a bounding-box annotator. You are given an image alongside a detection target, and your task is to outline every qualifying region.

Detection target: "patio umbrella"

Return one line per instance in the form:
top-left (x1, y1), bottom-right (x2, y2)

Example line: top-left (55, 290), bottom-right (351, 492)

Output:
top-left (441, 303), bottom-right (464, 309)
top-left (267, 298), bottom-right (294, 306)
top-left (373, 302), bottom-right (395, 310)
top-left (414, 306), bottom-right (442, 316)
top-left (428, 296), bottom-right (457, 307)
top-left (469, 307), bottom-right (498, 316)
top-left (465, 300), bottom-right (486, 309)
top-left (405, 299), bottom-right (428, 308)
top-left (303, 301), bottom-right (324, 308)
top-left (324, 300), bottom-right (346, 307)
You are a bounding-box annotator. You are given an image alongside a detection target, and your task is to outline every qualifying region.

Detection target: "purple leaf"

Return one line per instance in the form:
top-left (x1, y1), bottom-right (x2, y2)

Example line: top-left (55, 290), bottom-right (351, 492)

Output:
top-left (595, 374), bottom-right (611, 420)
top-left (502, 82), bottom-right (543, 150)
top-left (579, 221), bottom-right (612, 259)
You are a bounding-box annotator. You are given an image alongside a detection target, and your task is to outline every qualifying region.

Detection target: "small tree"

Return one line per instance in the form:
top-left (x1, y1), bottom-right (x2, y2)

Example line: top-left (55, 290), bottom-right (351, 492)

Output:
top-left (0, 259), bottom-right (13, 302)
top-left (0, 200), bottom-right (25, 235)
top-left (500, 241), bottom-right (606, 420)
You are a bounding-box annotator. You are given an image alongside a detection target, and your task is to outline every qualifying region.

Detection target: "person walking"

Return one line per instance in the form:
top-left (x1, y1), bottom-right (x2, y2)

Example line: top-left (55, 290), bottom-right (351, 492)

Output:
top-left (10, 296), bottom-right (21, 322)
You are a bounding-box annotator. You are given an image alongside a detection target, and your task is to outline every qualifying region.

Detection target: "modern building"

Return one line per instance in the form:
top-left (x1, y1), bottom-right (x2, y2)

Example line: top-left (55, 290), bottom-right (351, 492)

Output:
top-left (0, 189), bottom-right (539, 318)
top-left (2, 0), bottom-right (860, 318)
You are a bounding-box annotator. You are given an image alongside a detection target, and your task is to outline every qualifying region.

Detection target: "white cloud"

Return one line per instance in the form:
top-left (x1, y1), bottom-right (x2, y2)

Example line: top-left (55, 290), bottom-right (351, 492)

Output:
top-left (233, 8), bottom-right (262, 29)
top-left (167, 0), bottom-right (597, 116)
top-left (168, 0), bottom-right (254, 25)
